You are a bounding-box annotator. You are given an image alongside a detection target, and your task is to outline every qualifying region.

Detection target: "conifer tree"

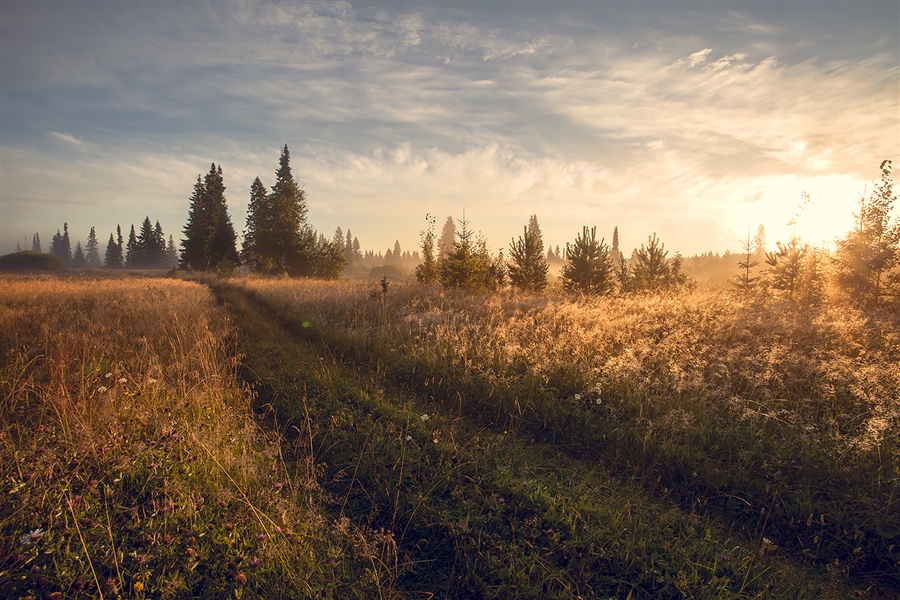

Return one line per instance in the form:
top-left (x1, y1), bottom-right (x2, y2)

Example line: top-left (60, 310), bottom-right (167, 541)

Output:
top-left (166, 235), bottom-right (178, 268)
top-left (181, 164), bottom-right (239, 271)
top-left (243, 146), bottom-right (314, 275)
top-left (416, 214), bottom-right (439, 283)
top-left (86, 226), bottom-right (101, 268)
top-left (611, 226), bottom-right (623, 264)
top-left (733, 227), bottom-right (759, 297)
top-left (153, 221), bottom-right (167, 268)
top-left (104, 234), bottom-right (118, 269)
top-left (765, 235), bottom-right (814, 304)
top-left (438, 216), bottom-right (456, 260)
top-left (71, 242), bottom-right (87, 268)
top-left (105, 225), bottom-right (124, 269)
top-left (508, 217), bottom-right (549, 291)
top-left (125, 225), bottom-right (137, 269)
top-left (136, 217), bottom-right (155, 268)
top-left (270, 145), bottom-right (314, 275)
top-left (61, 223), bottom-right (72, 265)
top-left (32, 233), bottom-right (41, 253)
top-left (835, 160), bottom-right (900, 306)
top-left (561, 226), bottom-right (614, 295)
top-left (439, 216), bottom-right (497, 291)
top-left (632, 233), bottom-right (683, 292)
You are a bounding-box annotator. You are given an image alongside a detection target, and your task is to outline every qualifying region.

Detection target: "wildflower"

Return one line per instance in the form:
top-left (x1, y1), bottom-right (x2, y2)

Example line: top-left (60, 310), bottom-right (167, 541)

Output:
top-left (105, 372), bottom-right (114, 379)
top-left (147, 378), bottom-right (157, 384)
top-left (719, 553), bottom-right (729, 562)
top-left (235, 572), bottom-right (247, 585)
top-left (118, 378), bottom-right (128, 384)
top-left (257, 533), bottom-right (267, 541)
top-left (148, 463), bottom-right (157, 469)
top-left (249, 557), bottom-right (261, 568)
top-left (97, 386), bottom-right (108, 393)
top-left (405, 435), bottom-right (413, 442)
top-left (574, 394), bottom-right (581, 401)
top-left (274, 482), bottom-right (283, 490)
top-left (185, 547), bottom-right (196, 557)
top-left (133, 581), bottom-right (145, 592)
top-left (498, 498), bottom-right (506, 504)
top-left (420, 414), bottom-right (430, 421)
top-left (20, 528), bottom-right (44, 545)
top-left (274, 526), bottom-right (283, 534)
top-left (271, 466), bottom-right (278, 473)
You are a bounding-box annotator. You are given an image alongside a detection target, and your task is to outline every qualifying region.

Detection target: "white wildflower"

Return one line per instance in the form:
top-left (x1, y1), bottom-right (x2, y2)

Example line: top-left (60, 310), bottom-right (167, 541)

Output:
top-left (118, 377), bottom-right (128, 384)
top-left (20, 528), bottom-right (44, 545)
top-left (420, 414), bottom-right (429, 421)
top-left (405, 435), bottom-right (413, 442)
top-left (97, 386), bottom-right (108, 393)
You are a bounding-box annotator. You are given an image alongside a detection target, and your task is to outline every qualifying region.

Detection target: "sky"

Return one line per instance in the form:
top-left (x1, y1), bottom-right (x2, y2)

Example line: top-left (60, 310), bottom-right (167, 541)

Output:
top-left (1, 0), bottom-right (898, 260)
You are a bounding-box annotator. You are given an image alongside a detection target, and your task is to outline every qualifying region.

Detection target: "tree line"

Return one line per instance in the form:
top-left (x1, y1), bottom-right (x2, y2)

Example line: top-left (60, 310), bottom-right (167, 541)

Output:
top-left (413, 160), bottom-right (898, 308)
top-left (23, 218), bottom-right (179, 270)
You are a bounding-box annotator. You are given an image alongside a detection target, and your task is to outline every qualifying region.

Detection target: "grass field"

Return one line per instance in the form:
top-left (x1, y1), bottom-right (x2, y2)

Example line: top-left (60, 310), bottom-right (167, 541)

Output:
top-left (2, 272), bottom-right (897, 598)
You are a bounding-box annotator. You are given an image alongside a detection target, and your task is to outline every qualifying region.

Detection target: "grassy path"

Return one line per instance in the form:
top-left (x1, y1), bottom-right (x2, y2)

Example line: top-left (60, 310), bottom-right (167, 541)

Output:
top-left (213, 280), bottom-right (854, 599)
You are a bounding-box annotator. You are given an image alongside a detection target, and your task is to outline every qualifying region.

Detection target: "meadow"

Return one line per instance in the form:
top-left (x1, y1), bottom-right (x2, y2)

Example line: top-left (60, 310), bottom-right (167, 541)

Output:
top-left (1, 272), bottom-right (897, 598)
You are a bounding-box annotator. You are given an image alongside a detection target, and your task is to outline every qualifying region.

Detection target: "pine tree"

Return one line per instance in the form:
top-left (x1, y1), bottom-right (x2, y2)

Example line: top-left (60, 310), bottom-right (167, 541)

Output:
top-left (508, 217), bottom-right (549, 291)
top-left (61, 223), bottom-right (72, 265)
top-left (332, 227), bottom-right (345, 252)
top-left (181, 175), bottom-right (210, 270)
top-left (755, 224), bottom-right (767, 263)
top-left (765, 236), bottom-right (807, 302)
top-left (561, 226), bottom-right (614, 295)
top-left (270, 145), bottom-right (314, 275)
top-left (611, 226), bottom-right (623, 264)
top-left (32, 233), bottom-right (41, 253)
top-left (345, 229), bottom-right (354, 261)
top-left (182, 164), bottom-right (239, 271)
top-left (50, 227), bottom-right (71, 264)
top-left (104, 234), bottom-right (118, 269)
top-left (416, 214), bottom-right (439, 283)
top-left (314, 239), bottom-right (346, 280)
top-left (439, 216), bottom-right (497, 291)
top-left (105, 225), bottom-right (124, 269)
top-left (136, 217), bottom-right (156, 268)
top-left (71, 242), bottom-right (87, 268)
top-left (438, 216), bottom-right (456, 260)
top-left (835, 160), bottom-right (900, 306)
top-left (16, 242), bottom-right (22, 253)
top-left (166, 235), bottom-right (178, 268)
top-left (125, 225), bottom-right (137, 269)
top-left (206, 165), bottom-right (240, 271)
top-left (86, 227), bottom-right (101, 268)
top-left (153, 221), bottom-right (167, 268)
top-left (632, 233), bottom-right (681, 292)
top-left (732, 227), bottom-right (759, 297)
top-left (243, 146), bottom-right (313, 275)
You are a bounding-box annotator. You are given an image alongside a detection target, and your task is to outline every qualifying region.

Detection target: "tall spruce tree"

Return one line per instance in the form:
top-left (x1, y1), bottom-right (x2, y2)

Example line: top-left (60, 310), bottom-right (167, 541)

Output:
top-left (243, 146), bottom-right (314, 275)
top-left (181, 164), bottom-right (239, 271)
top-left (105, 225), bottom-right (124, 269)
top-left (166, 235), bottom-right (178, 268)
top-left (508, 217), bottom-right (549, 291)
top-left (86, 226), bottom-right (101, 268)
top-left (71, 242), bottom-right (87, 268)
top-left (125, 225), bottom-right (137, 269)
top-left (732, 227), bottom-right (760, 297)
top-left (32, 233), bottom-right (41, 253)
top-left (765, 236), bottom-right (808, 303)
top-left (61, 224), bottom-right (72, 265)
top-left (438, 216), bottom-right (456, 260)
top-left (561, 226), bottom-right (614, 295)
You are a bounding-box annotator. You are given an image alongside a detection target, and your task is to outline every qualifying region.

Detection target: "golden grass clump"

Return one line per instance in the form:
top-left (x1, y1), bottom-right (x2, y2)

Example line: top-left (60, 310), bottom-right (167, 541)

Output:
top-left (0, 275), bottom-right (396, 599)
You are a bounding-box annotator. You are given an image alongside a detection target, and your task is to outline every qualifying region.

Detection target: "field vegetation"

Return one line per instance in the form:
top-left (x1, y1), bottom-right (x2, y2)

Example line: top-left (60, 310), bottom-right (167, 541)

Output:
top-left (0, 275), bottom-right (395, 599)
top-left (217, 275), bottom-right (899, 597)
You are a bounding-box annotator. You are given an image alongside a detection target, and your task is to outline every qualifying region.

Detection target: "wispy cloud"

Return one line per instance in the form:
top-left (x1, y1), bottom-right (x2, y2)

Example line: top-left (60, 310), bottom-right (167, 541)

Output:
top-left (1, 1), bottom-right (897, 256)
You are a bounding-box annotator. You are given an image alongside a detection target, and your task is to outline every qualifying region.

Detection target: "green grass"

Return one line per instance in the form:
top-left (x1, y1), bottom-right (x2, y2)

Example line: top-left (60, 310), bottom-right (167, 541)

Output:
top-left (214, 278), bottom-right (873, 598)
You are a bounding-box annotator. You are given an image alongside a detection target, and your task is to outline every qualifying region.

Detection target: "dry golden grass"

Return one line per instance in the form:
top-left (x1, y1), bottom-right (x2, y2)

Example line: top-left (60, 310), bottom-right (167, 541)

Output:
top-left (0, 274), bottom-right (397, 599)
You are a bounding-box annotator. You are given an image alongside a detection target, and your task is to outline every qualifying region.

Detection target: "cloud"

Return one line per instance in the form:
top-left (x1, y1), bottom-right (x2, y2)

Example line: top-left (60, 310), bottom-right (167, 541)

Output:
top-left (49, 132), bottom-right (86, 148)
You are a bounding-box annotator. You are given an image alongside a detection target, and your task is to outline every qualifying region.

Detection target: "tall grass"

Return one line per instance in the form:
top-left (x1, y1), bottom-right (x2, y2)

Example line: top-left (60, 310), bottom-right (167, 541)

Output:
top-left (231, 277), bottom-right (900, 593)
top-left (0, 275), bottom-right (396, 599)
